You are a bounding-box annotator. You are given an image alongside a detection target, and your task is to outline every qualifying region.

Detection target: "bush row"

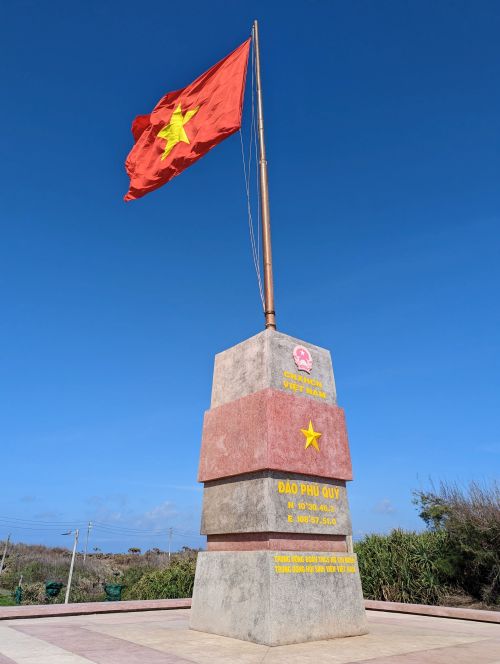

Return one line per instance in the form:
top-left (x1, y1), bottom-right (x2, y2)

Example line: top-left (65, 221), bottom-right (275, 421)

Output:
top-left (356, 481), bottom-right (499, 606)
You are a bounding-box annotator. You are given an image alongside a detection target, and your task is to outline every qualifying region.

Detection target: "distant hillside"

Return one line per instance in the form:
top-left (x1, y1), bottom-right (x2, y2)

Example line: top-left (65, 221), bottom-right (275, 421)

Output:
top-left (0, 542), bottom-right (199, 605)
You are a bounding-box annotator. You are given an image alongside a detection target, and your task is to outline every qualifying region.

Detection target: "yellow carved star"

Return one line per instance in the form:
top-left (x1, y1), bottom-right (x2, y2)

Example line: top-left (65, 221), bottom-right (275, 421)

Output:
top-left (157, 103), bottom-right (200, 160)
top-left (300, 420), bottom-right (322, 451)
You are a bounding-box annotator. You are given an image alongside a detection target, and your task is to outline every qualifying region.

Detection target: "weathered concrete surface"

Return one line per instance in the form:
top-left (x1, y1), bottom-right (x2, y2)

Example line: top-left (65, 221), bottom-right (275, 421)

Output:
top-left (201, 471), bottom-right (352, 536)
top-left (190, 550), bottom-right (367, 646)
top-left (199, 388), bottom-right (352, 482)
top-left (211, 330), bottom-right (337, 408)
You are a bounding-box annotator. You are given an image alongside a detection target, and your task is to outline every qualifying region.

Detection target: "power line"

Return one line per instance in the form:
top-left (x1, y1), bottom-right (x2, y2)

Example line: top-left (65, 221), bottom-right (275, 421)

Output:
top-left (0, 516), bottom-right (84, 526)
top-left (0, 515), bottom-right (204, 539)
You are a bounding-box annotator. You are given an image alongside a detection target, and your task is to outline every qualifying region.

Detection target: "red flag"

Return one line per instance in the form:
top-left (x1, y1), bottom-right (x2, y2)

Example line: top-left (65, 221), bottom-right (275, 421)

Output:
top-left (124, 39), bottom-right (250, 201)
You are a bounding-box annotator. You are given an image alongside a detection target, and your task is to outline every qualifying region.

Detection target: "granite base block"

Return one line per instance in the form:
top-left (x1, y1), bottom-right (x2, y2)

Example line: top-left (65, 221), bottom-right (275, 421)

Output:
top-left (189, 550), bottom-right (368, 646)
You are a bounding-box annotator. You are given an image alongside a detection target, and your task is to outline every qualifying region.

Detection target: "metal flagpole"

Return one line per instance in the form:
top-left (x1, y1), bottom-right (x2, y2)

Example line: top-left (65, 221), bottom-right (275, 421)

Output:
top-left (253, 20), bottom-right (276, 330)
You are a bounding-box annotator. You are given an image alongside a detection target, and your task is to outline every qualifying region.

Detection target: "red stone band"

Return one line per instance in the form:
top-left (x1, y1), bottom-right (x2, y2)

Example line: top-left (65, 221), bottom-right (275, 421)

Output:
top-left (198, 388), bottom-right (353, 482)
top-left (206, 533), bottom-right (348, 552)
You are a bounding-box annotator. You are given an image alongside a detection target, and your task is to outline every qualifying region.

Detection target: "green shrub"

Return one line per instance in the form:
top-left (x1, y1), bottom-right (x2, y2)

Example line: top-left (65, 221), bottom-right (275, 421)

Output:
top-left (119, 565), bottom-right (157, 599)
top-left (355, 529), bottom-right (452, 604)
top-left (126, 557), bottom-right (196, 600)
top-left (20, 582), bottom-right (46, 605)
top-left (68, 577), bottom-right (106, 604)
top-left (414, 481), bottom-right (500, 604)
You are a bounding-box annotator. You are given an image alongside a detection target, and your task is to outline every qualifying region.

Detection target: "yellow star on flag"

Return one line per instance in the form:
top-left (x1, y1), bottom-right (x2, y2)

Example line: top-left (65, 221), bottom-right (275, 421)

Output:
top-left (157, 103), bottom-right (200, 160)
top-left (300, 420), bottom-right (322, 451)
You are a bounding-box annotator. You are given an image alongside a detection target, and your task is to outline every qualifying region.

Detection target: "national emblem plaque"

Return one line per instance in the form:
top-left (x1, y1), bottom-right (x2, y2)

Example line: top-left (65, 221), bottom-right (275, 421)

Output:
top-left (293, 344), bottom-right (313, 373)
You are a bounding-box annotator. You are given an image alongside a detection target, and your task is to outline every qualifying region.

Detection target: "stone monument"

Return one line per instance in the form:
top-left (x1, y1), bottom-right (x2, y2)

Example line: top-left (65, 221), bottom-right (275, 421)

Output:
top-left (190, 329), bottom-right (368, 646)
top-left (122, 18), bottom-right (366, 645)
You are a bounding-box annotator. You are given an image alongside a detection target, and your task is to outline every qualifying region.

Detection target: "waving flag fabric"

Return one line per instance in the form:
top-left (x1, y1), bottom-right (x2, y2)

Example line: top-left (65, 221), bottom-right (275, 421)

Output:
top-left (124, 39), bottom-right (250, 201)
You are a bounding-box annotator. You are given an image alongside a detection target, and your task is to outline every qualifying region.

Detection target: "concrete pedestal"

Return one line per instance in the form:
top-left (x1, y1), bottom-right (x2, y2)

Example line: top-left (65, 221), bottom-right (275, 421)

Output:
top-left (190, 330), bottom-right (367, 645)
top-left (190, 551), bottom-right (367, 646)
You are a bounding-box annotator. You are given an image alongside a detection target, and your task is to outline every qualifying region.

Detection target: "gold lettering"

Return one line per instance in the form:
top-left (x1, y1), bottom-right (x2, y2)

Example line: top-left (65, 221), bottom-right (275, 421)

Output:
top-left (322, 486), bottom-right (340, 500)
top-left (292, 555), bottom-right (304, 563)
top-left (280, 373), bottom-right (327, 398)
top-left (275, 565), bottom-right (357, 574)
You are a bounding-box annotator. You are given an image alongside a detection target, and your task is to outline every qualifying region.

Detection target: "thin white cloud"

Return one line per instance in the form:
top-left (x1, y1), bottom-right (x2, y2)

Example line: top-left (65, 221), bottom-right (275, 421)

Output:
top-left (373, 498), bottom-right (396, 514)
top-left (139, 501), bottom-right (178, 525)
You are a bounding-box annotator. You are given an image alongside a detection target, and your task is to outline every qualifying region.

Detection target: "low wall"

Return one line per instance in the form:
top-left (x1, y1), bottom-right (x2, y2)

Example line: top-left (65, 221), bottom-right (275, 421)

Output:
top-left (0, 597), bottom-right (498, 624)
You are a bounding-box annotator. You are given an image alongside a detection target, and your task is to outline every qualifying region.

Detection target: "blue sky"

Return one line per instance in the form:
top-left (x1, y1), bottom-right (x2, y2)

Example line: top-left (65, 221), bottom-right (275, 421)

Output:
top-left (1, 0), bottom-right (499, 553)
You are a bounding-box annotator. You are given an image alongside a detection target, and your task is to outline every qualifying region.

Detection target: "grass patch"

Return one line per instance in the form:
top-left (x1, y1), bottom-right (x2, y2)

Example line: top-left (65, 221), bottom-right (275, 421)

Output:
top-left (0, 594), bottom-right (15, 606)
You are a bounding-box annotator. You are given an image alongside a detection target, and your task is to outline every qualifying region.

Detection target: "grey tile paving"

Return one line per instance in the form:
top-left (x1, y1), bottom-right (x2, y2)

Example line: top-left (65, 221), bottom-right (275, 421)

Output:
top-left (0, 608), bottom-right (498, 663)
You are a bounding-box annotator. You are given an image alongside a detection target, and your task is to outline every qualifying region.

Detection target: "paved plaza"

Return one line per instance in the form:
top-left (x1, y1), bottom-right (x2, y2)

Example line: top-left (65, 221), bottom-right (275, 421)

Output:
top-left (0, 608), bottom-right (499, 663)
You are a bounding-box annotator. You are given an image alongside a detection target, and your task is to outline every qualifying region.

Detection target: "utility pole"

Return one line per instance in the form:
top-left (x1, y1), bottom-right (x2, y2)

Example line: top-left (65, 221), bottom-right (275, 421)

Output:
top-left (0, 534), bottom-right (11, 574)
top-left (168, 528), bottom-right (173, 563)
top-left (253, 19), bottom-right (276, 331)
top-left (64, 529), bottom-right (79, 604)
top-left (83, 521), bottom-right (92, 563)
